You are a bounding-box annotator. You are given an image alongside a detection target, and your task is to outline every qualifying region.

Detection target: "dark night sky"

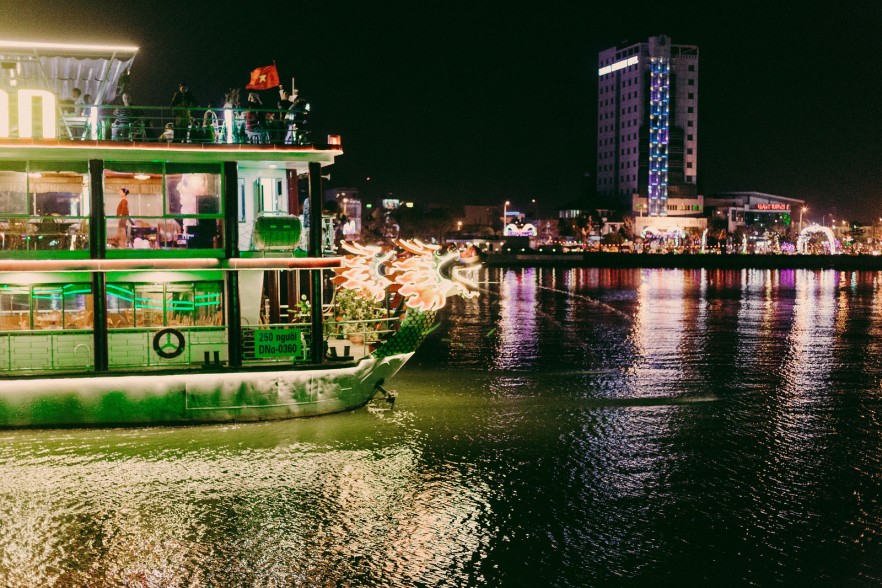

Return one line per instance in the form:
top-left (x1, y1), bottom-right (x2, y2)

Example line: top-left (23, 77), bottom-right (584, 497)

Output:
top-left (1, 0), bottom-right (881, 221)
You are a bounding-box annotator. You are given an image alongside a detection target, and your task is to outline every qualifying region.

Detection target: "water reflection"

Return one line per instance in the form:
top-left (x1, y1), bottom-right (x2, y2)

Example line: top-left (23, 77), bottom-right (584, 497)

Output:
top-left (1, 268), bottom-right (882, 585)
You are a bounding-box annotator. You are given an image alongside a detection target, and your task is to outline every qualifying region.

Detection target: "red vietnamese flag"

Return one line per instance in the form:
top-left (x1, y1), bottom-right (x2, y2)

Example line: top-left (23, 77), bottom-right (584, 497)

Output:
top-left (246, 64), bottom-right (280, 90)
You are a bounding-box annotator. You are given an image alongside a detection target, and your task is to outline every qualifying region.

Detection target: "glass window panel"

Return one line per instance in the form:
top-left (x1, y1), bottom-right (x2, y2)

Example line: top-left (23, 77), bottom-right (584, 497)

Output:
top-left (31, 171), bottom-right (88, 217)
top-left (104, 171), bottom-right (163, 217)
top-left (194, 283), bottom-right (223, 326)
top-left (133, 285), bottom-right (164, 327)
top-left (258, 177), bottom-right (283, 212)
top-left (62, 284), bottom-right (93, 330)
top-left (106, 283), bottom-right (134, 328)
top-left (32, 286), bottom-right (63, 330)
top-left (0, 287), bottom-right (30, 330)
top-left (166, 173), bottom-right (222, 249)
top-left (0, 171), bottom-right (28, 215)
top-left (165, 284), bottom-right (194, 327)
top-left (165, 172), bottom-right (221, 216)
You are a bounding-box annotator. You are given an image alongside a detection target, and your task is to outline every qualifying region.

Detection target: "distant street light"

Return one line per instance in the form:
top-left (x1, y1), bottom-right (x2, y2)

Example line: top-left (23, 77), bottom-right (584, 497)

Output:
top-left (503, 200), bottom-right (510, 229)
top-left (799, 206), bottom-right (807, 234)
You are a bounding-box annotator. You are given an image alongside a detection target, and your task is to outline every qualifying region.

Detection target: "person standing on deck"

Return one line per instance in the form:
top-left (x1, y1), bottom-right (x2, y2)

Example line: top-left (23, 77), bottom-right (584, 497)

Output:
top-left (116, 188), bottom-right (130, 247)
top-left (171, 83), bottom-right (197, 141)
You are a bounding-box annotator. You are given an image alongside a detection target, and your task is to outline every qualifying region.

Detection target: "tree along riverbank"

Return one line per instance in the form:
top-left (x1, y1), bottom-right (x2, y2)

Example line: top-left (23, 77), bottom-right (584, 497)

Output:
top-left (485, 252), bottom-right (882, 270)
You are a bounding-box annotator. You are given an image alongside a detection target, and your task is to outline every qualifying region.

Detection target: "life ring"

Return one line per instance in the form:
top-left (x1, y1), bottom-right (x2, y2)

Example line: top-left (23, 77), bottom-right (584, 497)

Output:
top-left (153, 328), bottom-right (186, 359)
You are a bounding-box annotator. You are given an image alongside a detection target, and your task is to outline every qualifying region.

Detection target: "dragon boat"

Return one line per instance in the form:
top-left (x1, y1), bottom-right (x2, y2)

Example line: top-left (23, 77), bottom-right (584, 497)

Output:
top-left (0, 39), bottom-right (478, 427)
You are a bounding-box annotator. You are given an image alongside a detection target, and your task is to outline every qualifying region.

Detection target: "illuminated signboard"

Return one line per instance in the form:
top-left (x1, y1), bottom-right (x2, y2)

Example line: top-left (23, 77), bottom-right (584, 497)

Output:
top-left (504, 222), bottom-right (538, 237)
top-left (254, 329), bottom-right (304, 359)
top-left (754, 203), bottom-right (790, 211)
top-left (0, 89), bottom-right (58, 139)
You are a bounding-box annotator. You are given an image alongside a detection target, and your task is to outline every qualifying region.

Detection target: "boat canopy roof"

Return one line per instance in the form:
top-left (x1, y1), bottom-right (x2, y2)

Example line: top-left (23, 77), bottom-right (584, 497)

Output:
top-left (0, 39), bottom-right (138, 105)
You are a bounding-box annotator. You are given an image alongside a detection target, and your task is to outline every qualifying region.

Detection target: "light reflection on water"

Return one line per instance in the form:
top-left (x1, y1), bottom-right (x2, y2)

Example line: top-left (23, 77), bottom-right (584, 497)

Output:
top-left (3, 268), bottom-right (882, 586)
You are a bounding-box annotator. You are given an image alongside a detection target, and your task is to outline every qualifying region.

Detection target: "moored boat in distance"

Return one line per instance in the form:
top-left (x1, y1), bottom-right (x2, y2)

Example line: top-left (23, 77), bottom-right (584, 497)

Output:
top-left (0, 39), bottom-right (478, 427)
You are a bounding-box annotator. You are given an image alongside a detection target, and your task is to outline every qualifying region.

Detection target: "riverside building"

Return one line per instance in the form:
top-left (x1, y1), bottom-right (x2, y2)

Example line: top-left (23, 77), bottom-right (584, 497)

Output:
top-left (596, 34), bottom-right (704, 238)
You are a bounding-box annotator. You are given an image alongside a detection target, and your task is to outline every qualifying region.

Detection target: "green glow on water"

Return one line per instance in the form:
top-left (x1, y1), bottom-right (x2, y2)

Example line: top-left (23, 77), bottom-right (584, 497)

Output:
top-left (4, 268), bottom-right (882, 585)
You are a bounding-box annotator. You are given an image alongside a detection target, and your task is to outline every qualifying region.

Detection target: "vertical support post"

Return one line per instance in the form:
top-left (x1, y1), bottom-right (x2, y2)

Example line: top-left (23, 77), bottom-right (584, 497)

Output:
top-left (308, 162), bottom-right (323, 363)
top-left (223, 162), bottom-right (239, 259)
top-left (88, 160), bottom-right (108, 371)
top-left (92, 272), bottom-right (108, 371)
top-left (308, 162), bottom-right (322, 257)
top-left (88, 159), bottom-right (105, 259)
top-left (223, 161), bottom-right (242, 367)
top-left (226, 271), bottom-right (242, 368)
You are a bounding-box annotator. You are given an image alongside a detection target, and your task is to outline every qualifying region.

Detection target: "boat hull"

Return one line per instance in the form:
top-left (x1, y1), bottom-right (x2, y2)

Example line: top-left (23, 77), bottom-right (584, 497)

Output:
top-left (0, 353), bottom-right (413, 427)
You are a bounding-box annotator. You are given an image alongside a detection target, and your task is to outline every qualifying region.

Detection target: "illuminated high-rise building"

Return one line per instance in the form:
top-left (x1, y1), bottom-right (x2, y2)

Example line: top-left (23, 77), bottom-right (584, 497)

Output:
top-left (596, 35), bottom-right (698, 215)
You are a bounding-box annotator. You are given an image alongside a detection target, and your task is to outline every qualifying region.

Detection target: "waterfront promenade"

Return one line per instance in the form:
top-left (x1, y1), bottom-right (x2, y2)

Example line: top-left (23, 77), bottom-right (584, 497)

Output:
top-left (486, 252), bottom-right (882, 271)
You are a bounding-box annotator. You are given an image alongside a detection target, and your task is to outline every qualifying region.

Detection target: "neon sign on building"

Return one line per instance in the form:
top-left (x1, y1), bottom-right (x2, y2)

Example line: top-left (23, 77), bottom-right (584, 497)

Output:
top-left (0, 89), bottom-right (58, 139)
top-left (503, 223), bottom-right (537, 237)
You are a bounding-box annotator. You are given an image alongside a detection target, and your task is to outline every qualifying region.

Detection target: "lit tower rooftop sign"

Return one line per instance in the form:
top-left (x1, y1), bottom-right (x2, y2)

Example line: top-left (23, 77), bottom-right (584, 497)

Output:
top-left (0, 39), bottom-right (137, 138)
top-left (0, 89), bottom-right (57, 138)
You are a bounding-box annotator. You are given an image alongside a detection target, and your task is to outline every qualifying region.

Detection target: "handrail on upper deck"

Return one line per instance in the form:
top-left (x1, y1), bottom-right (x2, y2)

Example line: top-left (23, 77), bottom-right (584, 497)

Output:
top-left (50, 104), bottom-right (330, 148)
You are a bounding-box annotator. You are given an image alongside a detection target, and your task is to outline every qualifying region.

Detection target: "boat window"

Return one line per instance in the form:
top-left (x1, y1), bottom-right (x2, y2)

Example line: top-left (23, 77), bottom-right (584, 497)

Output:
top-left (164, 284), bottom-right (194, 327)
top-left (133, 285), bottom-right (165, 327)
top-left (0, 286), bottom-right (31, 330)
top-left (0, 284), bottom-right (93, 331)
top-left (0, 170), bottom-right (28, 215)
top-left (107, 282), bottom-right (223, 329)
top-left (166, 172), bottom-right (221, 214)
top-left (257, 177), bottom-right (285, 213)
top-left (29, 171), bottom-right (89, 218)
top-left (106, 283), bottom-right (135, 328)
top-left (194, 283), bottom-right (223, 326)
top-left (105, 172), bottom-right (163, 216)
top-left (33, 286), bottom-right (64, 330)
top-left (103, 163), bottom-right (224, 251)
top-left (166, 172), bottom-right (222, 249)
top-left (62, 284), bottom-right (94, 330)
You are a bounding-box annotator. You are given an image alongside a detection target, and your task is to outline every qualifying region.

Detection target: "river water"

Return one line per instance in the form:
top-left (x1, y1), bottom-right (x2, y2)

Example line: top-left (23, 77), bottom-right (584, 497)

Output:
top-left (2, 267), bottom-right (882, 587)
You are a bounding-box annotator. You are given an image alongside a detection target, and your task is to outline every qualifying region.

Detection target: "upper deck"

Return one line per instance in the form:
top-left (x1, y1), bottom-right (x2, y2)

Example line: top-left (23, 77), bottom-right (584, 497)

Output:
top-left (0, 41), bottom-right (342, 169)
top-left (0, 39), bottom-right (342, 260)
